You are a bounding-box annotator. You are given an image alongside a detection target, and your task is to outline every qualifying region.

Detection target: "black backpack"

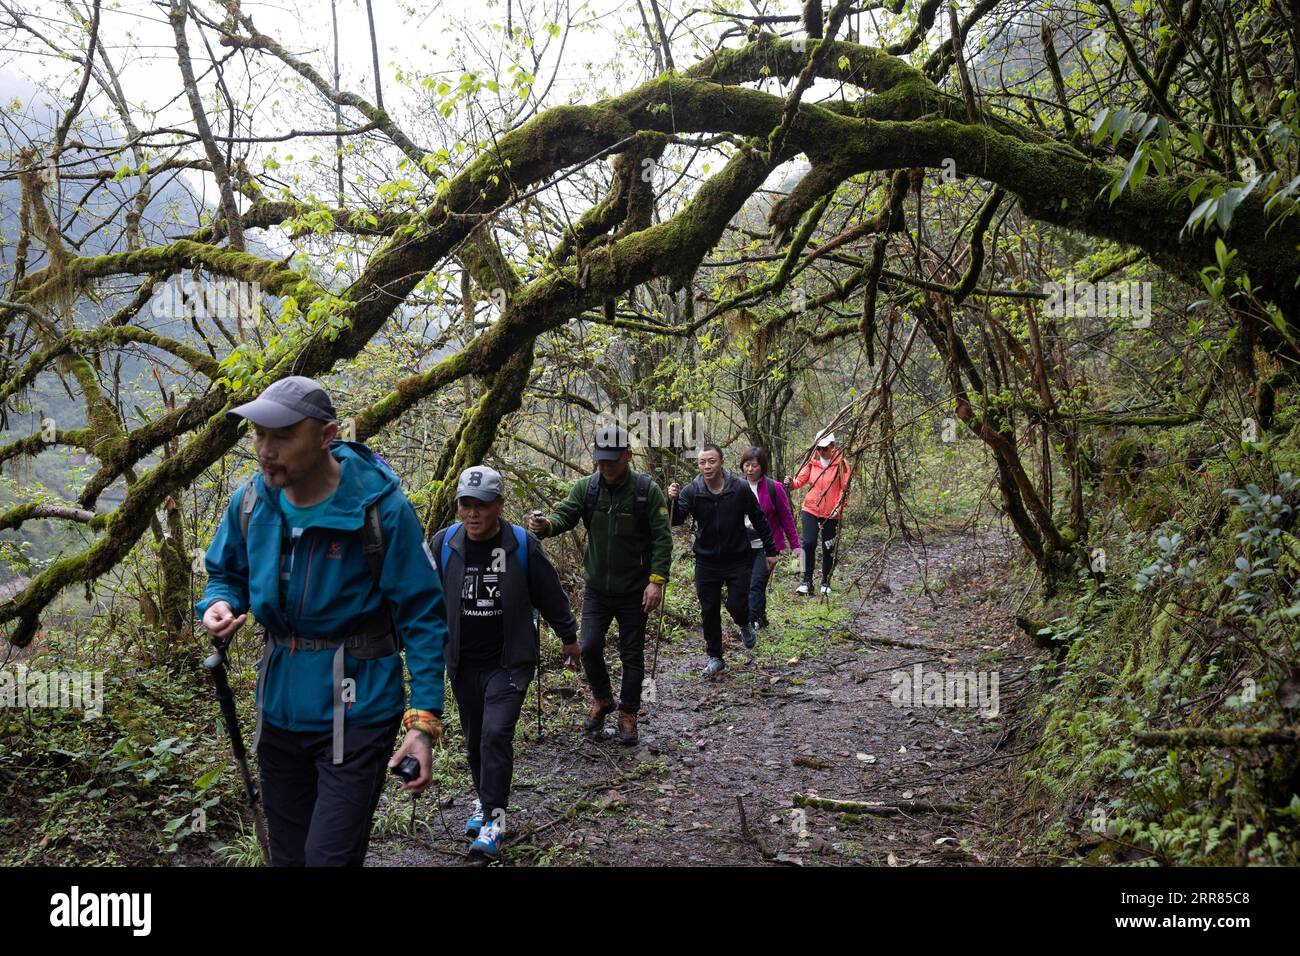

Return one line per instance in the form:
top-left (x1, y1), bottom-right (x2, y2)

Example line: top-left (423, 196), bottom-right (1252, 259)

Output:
top-left (582, 471), bottom-right (653, 537)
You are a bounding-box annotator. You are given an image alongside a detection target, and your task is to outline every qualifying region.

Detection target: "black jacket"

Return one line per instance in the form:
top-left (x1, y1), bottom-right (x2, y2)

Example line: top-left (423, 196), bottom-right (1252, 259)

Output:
top-left (671, 470), bottom-right (777, 561)
top-left (431, 518), bottom-right (578, 680)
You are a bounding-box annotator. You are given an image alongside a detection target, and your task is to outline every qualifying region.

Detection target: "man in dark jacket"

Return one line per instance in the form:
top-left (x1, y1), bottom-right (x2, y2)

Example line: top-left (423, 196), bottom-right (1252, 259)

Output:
top-left (197, 376), bottom-right (446, 867)
top-left (431, 465), bottom-right (579, 860)
top-left (668, 444), bottom-right (778, 677)
top-left (527, 425), bottom-right (672, 745)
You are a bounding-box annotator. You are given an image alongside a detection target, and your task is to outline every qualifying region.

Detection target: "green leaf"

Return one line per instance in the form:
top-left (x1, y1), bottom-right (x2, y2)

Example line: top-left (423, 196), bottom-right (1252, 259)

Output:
top-left (1215, 187), bottom-right (1242, 232)
top-left (193, 765), bottom-right (221, 789)
top-left (1182, 195), bottom-right (1217, 235)
top-left (1215, 237), bottom-right (1230, 272)
top-left (1090, 108), bottom-right (1111, 143)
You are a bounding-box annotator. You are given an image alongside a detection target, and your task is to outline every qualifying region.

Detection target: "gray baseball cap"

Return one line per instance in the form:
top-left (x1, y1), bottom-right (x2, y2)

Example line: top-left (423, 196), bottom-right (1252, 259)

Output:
top-left (593, 424), bottom-right (631, 461)
top-left (226, 376), bottom-right (337, 428)
top-left (456, 465), bottom-right (503, 502)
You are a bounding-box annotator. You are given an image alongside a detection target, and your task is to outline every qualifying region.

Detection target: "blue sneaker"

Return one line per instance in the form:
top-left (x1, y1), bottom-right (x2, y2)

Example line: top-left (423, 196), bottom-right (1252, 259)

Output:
top-left (465, 798), bottom-right (484, 839)
top-left (469, 819), bottom-right (503, 860)
top-left (701, 656), bottom-right (725, 678)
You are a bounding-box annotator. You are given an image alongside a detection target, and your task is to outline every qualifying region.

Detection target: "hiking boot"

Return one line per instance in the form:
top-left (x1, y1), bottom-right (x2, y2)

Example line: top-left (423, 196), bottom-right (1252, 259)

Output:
top-left (469, 818), bottom-right (503, 861)
top-left (701, 656), bottom-right (725, 678)
top-left (465, 798), bottom-right (484, 839)
top-left (617, 711), bottom-right (638, 746)
top-left (796, 582), bottom-right (810, 595)
top-left (584, 697), bottom-right (615, 736)
top-left (742, 623), bottom-right (757, 649)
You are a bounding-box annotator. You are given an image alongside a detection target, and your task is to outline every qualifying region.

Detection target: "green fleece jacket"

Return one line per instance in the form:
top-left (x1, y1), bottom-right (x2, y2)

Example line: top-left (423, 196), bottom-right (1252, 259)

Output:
top-left (541, 471), bottom-right (673, 596)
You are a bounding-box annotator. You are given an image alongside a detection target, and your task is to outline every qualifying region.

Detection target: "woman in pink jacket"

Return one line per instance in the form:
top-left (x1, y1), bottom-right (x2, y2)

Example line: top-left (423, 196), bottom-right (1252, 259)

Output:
top-left (784, 431), bottom-right (851, 596)
top-left (740, 447), bottom-right (800, 637)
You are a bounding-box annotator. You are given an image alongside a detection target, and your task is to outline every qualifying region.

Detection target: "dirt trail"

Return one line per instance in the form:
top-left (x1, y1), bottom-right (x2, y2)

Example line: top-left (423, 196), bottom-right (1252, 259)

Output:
top-left (367, 530), bottom-right (1034, 866)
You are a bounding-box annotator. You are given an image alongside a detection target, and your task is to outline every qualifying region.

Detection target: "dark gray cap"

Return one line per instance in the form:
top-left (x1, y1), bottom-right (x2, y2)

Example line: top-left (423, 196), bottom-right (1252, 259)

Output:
top-left (593, 424), bottom-right (630, 461)
top-left (226, 376), bottom-right (337, 428)
top-left (456, 465), bottom-right (503, 502)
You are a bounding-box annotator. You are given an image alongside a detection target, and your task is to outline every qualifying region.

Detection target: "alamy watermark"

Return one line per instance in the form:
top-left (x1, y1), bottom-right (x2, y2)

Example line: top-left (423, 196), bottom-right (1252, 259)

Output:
top-left (150, 276), bottom-right (261, 322)
top-left (1044, 272), bottom-right (1152, 328)
top-left (1, 664), bottom-right (105, 720)
top-left (890, 663), bottom-right (1000, 717)
top-left (596, 404), bottom-right (703, 450)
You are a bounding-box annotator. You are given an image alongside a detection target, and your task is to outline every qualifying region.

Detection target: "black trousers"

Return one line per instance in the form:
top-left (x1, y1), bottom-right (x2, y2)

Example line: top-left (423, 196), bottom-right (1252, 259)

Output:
top-left (694, 553), bottom-right (753, 659)
top-left (749, 549), bottom-right (772, 627)
top-left (256, 714), bottom-right (401, 867)
top-left (579, 587), bottom-right (648, 714)
top-left (800, 512), bottom-right (840, 586)
top-left (450, 664), bottom-right (531, 824)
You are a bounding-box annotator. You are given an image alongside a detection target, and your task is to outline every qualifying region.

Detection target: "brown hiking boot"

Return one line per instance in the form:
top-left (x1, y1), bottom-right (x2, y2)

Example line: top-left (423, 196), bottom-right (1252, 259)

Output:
top-left (617, 711), bottom-right (638, 746)
top-left (584, 697), bottom-right (615, 735)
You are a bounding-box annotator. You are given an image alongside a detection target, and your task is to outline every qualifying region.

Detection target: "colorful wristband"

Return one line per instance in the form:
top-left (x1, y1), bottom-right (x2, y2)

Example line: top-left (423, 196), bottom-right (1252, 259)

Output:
top-left (403, 709), bottom-right (442, 740)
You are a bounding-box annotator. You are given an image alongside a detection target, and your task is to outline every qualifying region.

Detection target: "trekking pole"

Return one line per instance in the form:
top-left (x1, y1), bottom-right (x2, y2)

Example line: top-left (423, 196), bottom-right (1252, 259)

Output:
top-left (203, 632), bottom-right (271, 865)
top-left (822, 455), bottom-right (855, 605)
top-left (534, 608), bottom-right (544, 740)
top-left (649, 582), bottom-right (667, 681)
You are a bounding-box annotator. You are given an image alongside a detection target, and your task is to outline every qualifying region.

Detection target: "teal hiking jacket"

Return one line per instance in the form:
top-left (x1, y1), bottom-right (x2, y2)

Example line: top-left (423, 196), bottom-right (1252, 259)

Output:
top-left (194, 440), bottom-right (447, 731)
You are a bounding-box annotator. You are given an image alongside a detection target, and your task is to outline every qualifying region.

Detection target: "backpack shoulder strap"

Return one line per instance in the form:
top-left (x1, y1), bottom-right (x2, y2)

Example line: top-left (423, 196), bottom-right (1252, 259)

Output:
top-left (238, 477), bottom-right (258, 538)
top-left (581, 473), bottom-right (600, 528)
top-left (440, 522), bottom-right (463, 574)
top-left (361, 502), bottom-right (386, 588)
top-left (511, 524), bottom-right (529, 581)
top-left (633, 471), bottom-right (652, 531)
top-left (633, 472), bottom-right (651, 510)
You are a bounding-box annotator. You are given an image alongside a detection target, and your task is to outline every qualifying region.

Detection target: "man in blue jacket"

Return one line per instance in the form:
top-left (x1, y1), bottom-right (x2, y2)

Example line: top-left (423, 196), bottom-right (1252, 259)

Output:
top-left (196, 376), bottom-right (447, 867)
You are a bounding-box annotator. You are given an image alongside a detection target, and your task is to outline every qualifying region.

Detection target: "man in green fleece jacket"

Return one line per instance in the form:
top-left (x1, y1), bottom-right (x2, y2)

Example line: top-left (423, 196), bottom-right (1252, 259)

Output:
top-left (526, 426), bottom-right (672, 745)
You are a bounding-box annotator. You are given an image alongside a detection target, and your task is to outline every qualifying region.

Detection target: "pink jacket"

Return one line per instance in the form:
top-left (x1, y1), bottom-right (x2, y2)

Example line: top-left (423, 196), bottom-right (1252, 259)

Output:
top-left (747, 476), bottom-right (800, 552)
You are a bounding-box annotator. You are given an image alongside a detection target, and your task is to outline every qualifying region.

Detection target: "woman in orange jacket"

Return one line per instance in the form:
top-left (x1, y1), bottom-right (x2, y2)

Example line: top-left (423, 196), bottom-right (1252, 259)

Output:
top-left (783, 430), bottom-right (851, 595)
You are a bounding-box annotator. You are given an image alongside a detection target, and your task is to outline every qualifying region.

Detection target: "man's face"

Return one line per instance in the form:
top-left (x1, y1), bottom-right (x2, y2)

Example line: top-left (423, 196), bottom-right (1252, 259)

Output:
top-left (596, 449), bottom-right (632, 484)
top-left (819, 443), bottom-right (835, 457)
top-left (697, 448), bottom-right (722, 481)
top-left (254, 418), bottom-right (336, 488)
top-left (457, 495), bottom-right (504, 537)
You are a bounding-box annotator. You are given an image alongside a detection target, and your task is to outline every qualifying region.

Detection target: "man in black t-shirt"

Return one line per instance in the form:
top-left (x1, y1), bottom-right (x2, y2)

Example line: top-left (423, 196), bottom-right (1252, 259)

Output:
top-left (431, 466), bottom-right (579, 861)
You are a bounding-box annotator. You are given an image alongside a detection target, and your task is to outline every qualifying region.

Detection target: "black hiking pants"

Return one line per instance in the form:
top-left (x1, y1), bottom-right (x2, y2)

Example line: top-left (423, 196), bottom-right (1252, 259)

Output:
top-left (450, 664), bottom-right (531, 825)
top-left (695, 552), bottom-right (753, 659)
top-left (579, 587), bottom-right (648, 714)
top-left (749, 548), bottom-right (772, 627)
top-left (256, 714), bottom-right (401, 867)
top-left (800, 512), bottom-right (839, 587)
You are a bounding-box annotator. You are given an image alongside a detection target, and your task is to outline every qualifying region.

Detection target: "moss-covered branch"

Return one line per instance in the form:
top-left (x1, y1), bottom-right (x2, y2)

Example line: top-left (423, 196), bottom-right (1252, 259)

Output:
top-left (1136, 727), bottom-right (1299, 748)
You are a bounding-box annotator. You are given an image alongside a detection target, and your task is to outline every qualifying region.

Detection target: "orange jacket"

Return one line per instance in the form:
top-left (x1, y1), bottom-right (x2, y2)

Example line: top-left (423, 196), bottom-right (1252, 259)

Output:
top-left (790, 450), bottom-right (851, 519)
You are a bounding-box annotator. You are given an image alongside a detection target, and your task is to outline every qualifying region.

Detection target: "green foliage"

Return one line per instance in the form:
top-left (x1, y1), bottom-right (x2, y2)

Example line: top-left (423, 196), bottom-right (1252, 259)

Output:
top-left (1016, 417), bottom-right (1300, 865)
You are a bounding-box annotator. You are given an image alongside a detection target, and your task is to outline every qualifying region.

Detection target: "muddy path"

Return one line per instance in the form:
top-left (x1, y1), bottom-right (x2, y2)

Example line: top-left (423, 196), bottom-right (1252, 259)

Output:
top-left (366, 530), bottom-right (1038, 866)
